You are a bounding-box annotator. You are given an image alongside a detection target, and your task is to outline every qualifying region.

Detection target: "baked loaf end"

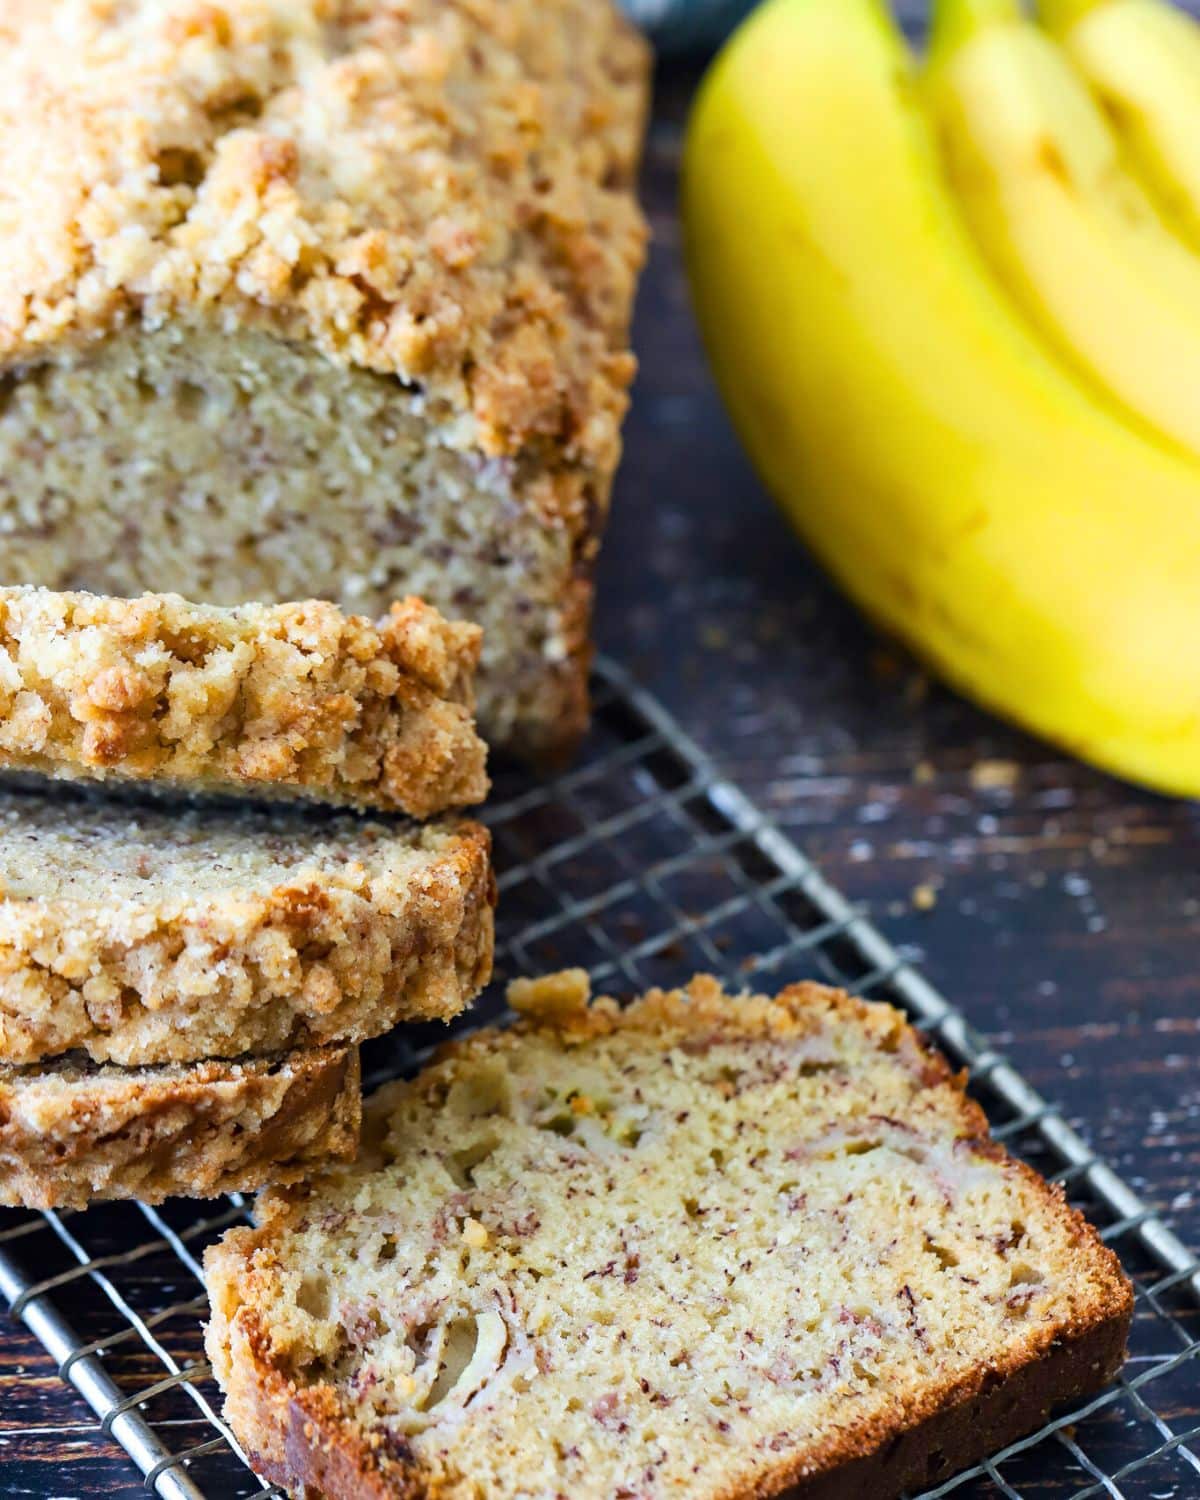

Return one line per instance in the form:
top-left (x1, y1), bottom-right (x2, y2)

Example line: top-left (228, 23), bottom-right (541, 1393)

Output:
top-left (0, 0), bottom-right (650, 760)
top-left (0, 791), bottom-right (495, 1067)
top-left (204, 973), bottom-right (1132, 1500)
top-left (0, 588), bottom-right (488, 817)
top-left (0, 1044), bottom-right (361, 1211)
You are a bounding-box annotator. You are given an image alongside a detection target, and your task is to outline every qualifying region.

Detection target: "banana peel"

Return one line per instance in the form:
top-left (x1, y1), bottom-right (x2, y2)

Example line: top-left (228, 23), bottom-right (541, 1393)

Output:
top-left (1040, 0), bottom-right (1200, 254)
top-left (927, 0), bottom-right (1200, 460)
top-left (682, 0), bottom-right (1200, 796)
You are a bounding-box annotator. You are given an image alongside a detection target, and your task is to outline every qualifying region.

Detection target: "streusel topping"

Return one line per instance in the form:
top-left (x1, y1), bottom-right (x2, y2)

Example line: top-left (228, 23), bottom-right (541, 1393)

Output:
top-left (0, 0), bottom-right (648, 462)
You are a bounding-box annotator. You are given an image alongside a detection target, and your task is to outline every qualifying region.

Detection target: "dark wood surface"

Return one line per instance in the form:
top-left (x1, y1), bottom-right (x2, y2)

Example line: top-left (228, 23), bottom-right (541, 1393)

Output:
top-left (3, 57), bottom-right (1199, 1499)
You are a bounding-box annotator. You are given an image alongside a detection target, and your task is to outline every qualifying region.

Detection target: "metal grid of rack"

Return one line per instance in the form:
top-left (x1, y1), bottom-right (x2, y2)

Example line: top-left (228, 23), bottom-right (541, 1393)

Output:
top-left (0, 657), bottom-right (1197, 1499)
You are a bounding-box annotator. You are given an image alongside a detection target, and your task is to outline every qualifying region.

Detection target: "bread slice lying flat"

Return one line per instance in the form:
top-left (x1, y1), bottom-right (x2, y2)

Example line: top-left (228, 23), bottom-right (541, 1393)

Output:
top-left (0, 790), bottom-right (494, 1066)
top-left (0, 1044), bottom-right (360, 1210)
top-left (205, 972), bottom-right (1132, 1500)
top-left (0, 587), bottom-right (487, 816)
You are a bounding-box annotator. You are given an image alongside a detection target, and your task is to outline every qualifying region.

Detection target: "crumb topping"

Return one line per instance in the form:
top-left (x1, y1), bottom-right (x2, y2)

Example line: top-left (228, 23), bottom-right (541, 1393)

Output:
top-left (0, 0), bottom-right (649, 463)
top-left (0, 587), bottom-right (488, 816)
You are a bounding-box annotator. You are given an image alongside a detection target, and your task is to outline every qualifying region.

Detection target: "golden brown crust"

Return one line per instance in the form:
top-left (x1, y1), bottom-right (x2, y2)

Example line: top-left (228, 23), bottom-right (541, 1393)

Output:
top-left (0, 1044), bottom-right (361, 1211)
top-left (504, 969), bottom-right (973, 1089)
top-left (0, 587), bottom-right (488, 817)
top-left (0, 0), bottom-right (649, 469)
top-left (766, 1289), bottom-right (1129, 1499)
top-left (226, 1343), bottom-right (413, 1500)
top-left (204, 974), bottom-right (1133, 1500)
top-left (0, 804), bottom-right (496, 1066)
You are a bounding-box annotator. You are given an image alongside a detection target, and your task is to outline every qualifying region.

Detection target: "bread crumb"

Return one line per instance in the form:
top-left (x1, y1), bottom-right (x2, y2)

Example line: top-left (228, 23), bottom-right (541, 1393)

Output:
top-left (508, 969), bottom-right (591, 1020)
top-left (969, 760), bottom-right (1019, 792)
top-left (911, 883), bottom-right (938, 912)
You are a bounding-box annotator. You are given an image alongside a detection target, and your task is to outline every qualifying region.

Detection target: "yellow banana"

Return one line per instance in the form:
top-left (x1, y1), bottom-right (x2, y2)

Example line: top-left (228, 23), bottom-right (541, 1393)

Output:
top-left (682, 0), bottom-right (1200, 795)
top-left (926, 0), bottom-right (1200, 460)
top-left (1039, 0), bottom-right (1200, 253)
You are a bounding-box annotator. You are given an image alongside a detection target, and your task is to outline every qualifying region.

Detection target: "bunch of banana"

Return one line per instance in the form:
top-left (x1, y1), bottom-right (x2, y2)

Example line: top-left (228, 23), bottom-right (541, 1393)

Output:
top-left (682, 0), bottom-right (1200, 796)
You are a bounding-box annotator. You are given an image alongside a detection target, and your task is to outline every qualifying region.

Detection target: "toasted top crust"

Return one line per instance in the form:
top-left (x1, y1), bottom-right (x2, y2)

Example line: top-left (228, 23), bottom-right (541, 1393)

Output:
top-left (0, 0), bottom-right (649, 466)
top-left (205, 973), bottom-right (1132, 1500)
top-left (0, 587), bottom-right (488, 816)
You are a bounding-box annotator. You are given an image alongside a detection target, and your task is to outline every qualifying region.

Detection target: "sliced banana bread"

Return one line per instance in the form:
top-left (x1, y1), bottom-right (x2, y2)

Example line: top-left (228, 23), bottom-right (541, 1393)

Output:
top-left (0, 790), bottom-right (494, 1067)
top-left (205, 972), bottom-right (1132, 1500)
top-left (0, 1043), bottom-right (360, 1211)
top-left (0, 0), bottom-right (649, 761)
top-left (0, 588), bottom-right (487, 816)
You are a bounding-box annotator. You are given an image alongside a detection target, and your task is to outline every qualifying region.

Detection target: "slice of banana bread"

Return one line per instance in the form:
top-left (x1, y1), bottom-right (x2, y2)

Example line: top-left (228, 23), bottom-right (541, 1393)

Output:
top-left (205, 972), bottom-right (1132, 1500)
top-left (0, 587), bottom-right (487, 817)
top-left (0, 0), bottom-right (649, 761)
top-left (0, 1043), bottom-right (360, 1211)
top-left (0, 790), bottom-right (494, 1067)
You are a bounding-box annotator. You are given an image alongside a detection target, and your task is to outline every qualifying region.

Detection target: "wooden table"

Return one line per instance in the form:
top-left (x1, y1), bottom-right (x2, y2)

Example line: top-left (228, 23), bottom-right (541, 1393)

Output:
top-left (3, 58), bottom-right (1198, 1499)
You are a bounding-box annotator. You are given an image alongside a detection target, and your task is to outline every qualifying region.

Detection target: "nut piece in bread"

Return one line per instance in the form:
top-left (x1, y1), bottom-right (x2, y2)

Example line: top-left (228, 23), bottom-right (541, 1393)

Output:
top-left (204, 973), bottom-right (1132, 1500)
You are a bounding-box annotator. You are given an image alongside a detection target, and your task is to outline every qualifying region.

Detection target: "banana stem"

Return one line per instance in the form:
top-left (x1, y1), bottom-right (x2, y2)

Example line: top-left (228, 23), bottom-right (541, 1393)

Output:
top-left (928, 0), bottom-right (1023, 64)
top-left (1034, 0), bottom-right (1107, 35)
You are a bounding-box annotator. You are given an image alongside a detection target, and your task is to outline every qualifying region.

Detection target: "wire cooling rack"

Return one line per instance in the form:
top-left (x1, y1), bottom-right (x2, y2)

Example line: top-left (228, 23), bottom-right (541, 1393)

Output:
top-left (0, 657), bottom-right (1197, 1500)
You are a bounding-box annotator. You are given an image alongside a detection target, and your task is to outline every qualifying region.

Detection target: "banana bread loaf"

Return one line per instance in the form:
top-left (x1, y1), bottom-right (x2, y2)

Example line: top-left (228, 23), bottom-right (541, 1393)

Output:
top-left (0, 1042), bottom-right (360, 1210)
top-left (0, 587), bottom-right (487, 816)
top-left (0, 789), bottom-right (494, 1066)
top-left (205, 972), bottom-right (1132, 1500)
top-left (0, 0), bottom-right (649, 760)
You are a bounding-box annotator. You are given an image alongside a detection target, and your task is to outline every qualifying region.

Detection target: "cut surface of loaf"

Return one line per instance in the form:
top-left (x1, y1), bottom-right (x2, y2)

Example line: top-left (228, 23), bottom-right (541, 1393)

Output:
top-left (0, 790), bottom-right (495, 1067)
top-left (0, 1043), bottom-right (360, 1211)
top-left (0, 0), bottom-right (650, 759)
top-left (205, 973), bottom-right (1133, 1500)
top-left (0, 587), bottom-right (487, 816)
